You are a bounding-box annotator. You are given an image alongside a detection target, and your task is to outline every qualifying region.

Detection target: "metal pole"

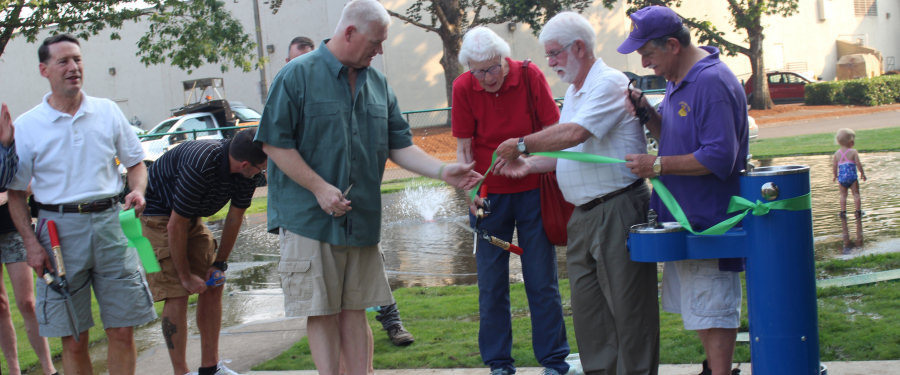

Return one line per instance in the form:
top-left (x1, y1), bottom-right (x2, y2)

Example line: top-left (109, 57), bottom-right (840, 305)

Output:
top-left (252, 0), bottom-right (268, 104)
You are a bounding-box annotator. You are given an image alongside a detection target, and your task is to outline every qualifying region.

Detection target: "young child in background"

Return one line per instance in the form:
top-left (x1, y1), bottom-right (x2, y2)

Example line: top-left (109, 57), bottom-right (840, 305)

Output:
top-left (833, 128), bottom-right (867, 218)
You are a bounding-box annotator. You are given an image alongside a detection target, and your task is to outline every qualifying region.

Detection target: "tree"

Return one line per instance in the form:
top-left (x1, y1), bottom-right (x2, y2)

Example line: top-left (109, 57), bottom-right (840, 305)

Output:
top-left (386, 0), bottom-right (591, 105)
top-left (0, 0), bottom-right (259, 73)
top-left (602, 0), bottom-right (799, 109)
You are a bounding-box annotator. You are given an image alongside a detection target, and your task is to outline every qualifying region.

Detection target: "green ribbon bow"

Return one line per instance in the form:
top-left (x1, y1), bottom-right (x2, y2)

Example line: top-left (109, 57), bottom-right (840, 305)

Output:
top-left (468, 150), bottom-right (811, 235)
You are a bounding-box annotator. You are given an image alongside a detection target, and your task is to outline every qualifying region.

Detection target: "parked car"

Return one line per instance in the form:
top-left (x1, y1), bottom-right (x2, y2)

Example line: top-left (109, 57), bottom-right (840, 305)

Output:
top-left (229, 101), bottom-right (262, 126)
top-left (141, 112), bottom-right (228, 163)
top-left (744, 71), bottom-right (812, 104)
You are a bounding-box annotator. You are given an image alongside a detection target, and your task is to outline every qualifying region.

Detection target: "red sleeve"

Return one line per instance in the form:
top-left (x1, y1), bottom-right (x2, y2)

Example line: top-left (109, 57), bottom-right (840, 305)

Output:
top-left (526, 62), bottom-right (561, 127)
top-left (451, 73), bottom-right (476, 138)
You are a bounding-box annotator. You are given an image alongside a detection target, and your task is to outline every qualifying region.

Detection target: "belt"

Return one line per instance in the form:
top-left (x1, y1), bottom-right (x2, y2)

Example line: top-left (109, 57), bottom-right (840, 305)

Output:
top-left (36, 197), bottom-right (118, 214)
top-left (579, 179), bottom-right (646, 211)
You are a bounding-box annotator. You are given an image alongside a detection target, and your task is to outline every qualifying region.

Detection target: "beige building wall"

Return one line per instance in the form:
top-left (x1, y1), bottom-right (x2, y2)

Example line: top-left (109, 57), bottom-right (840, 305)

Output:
top-left (1, 0), bottom-right (897, 128)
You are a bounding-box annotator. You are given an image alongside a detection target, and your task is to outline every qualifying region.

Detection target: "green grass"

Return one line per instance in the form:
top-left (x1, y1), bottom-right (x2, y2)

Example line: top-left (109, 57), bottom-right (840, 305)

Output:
top-left (750, 127), bottom-right (900, 159)
top-left (255, 252), bottom-right (900, 370)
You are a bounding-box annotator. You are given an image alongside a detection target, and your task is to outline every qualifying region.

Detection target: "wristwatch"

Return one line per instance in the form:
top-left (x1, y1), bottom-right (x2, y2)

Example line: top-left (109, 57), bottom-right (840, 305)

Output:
top-left (212, 261), bottom-right (228, 272)
top-left (516, 137), bottom-right (528, 155)
top-left (652, 156), bottom-right (663, 176)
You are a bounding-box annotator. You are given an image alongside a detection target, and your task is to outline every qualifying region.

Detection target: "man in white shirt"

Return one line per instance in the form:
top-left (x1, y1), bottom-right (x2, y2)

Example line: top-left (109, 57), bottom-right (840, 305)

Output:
top-left (7, 34), bottom-right (156, 375)
top-left (494, 12), bottom-right (660, 375)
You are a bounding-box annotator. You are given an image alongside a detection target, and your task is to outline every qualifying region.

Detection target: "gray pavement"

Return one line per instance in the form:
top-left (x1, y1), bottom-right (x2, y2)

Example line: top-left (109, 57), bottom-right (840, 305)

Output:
top-left (758, 107), bottom-right (900, 139)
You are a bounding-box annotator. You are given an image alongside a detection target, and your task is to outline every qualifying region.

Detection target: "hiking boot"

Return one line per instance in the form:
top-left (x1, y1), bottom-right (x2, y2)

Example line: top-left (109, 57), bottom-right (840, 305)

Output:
top-left (386, 323), bottom-right (415, 346)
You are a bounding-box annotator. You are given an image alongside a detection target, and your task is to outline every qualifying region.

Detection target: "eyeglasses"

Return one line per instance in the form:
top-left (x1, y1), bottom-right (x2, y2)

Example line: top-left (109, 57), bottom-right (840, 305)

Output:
top-left (252, 163), bottom-right (266, 175)
top-left (470, 64), bottom-right (502, 79)
top-left (545, 42), bottom-right (574, 59)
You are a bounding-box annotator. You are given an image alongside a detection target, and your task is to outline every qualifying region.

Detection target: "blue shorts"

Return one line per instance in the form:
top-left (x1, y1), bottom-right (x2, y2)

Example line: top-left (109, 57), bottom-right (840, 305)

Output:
top-left (35, 206), bottom-right (157, 337)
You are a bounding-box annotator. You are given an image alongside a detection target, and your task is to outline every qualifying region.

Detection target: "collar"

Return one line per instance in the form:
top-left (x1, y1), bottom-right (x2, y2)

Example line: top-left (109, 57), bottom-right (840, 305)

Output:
top-left (318, 39), bottom-right (369, 82)
top-left (675, 46), bottom-right (721, 89)
top-left (571, 58), bottom-right (607, 97)
top-left (40, 91), bottom-right (92, 122)
top-left (470, 57), bottom-right (522, 94)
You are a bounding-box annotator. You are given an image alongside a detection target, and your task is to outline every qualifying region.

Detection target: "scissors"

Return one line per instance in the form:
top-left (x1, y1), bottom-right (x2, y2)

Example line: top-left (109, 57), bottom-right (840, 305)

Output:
top-left (628, 78), bottom-right (650, 125)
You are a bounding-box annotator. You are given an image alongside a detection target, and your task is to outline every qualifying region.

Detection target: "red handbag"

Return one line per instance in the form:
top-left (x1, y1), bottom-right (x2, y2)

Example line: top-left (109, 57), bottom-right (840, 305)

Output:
top-left (523, 60), bottom-right (575, 246)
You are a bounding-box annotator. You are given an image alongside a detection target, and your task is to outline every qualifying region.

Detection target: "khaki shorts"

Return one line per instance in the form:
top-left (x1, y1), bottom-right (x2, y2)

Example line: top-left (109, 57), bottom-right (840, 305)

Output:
top-left (141, 215), bottom-right (217, 302)
top-left (661, 259), bottom-right (742, 330)
top-left (278, 229), bottom-right (393, 317)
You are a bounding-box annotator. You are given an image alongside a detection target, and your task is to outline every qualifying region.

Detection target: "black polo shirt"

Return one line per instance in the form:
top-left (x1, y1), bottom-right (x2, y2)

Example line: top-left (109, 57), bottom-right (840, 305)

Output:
top-left (144, 139), bottom-right (264, 218)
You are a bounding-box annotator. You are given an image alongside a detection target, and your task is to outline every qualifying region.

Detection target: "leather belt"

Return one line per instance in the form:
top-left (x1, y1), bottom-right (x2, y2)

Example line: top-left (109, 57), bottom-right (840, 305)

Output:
top-left (579, 179), bottom-right (645, 211)
top-left (36, 197), bottom-right (118, 214)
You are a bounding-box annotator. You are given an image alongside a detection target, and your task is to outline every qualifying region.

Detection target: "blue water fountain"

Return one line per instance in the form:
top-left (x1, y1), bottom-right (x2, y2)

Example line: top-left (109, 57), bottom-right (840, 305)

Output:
top-left (628, 165), bottom-right (824, 375)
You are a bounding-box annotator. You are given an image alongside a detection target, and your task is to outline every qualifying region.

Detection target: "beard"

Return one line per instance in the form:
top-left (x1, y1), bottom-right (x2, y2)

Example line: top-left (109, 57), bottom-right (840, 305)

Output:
top-left (554, 57), bottom-right (582, 84)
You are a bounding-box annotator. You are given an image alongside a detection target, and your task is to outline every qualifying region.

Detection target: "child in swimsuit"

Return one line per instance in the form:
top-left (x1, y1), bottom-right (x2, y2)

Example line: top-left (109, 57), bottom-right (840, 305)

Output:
top-left (832, 128), bottom-right (867, 218)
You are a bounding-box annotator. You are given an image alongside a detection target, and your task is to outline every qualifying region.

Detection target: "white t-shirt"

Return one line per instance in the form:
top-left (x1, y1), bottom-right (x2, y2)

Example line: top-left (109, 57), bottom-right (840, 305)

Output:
top-left (555, 58), bottom-right (646, 206)
top-left (9, 92), bottom-right (144, 204)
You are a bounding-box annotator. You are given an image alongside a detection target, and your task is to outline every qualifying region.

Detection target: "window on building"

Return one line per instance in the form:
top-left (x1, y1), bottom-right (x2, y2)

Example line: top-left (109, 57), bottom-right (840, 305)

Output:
top-left (854, 0), bottom-right (877, 16)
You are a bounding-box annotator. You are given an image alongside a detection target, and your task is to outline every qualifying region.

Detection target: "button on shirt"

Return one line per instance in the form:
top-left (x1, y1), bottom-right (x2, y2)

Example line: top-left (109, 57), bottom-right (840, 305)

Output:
top-left (255, 41), bottom-right (413, 246)
top-left (143, 139), bottom-right (262, 218)
top-left (9, 93), bottom-right (144, 204)
top-left (555, 59), bottom-right (646, 206)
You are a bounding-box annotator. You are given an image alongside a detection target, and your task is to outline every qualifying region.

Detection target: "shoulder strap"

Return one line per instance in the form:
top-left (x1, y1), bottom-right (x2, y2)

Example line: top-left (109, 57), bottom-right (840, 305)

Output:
top-left (521, 59), bottom-right (541, 133)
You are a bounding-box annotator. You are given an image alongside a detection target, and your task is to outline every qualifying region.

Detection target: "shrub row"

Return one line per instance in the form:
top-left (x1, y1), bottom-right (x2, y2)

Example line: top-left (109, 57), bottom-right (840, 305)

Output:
top-left (805, 74), bottom-right (900, 106)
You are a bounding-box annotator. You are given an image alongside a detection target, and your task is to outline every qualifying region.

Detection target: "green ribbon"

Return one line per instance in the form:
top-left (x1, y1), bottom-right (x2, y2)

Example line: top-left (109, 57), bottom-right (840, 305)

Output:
top-left (469, 150), bottom-right (811, 235)
top-left (119, 209), bottom-right (160, 273)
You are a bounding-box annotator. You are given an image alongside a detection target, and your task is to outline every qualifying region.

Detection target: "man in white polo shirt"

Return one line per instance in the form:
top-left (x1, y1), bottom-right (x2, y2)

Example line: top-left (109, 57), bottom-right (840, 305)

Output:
top-left (7, 33), bottom-right (156, 375)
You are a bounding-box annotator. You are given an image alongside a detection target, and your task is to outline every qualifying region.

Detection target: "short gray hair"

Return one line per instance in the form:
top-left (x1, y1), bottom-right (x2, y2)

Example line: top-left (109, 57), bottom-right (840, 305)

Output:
top-left (539, 12), bottom-right (595, 53)
top-left (334, 0), bottom-right (390, 36)
top-left (458, 26), bottom-right (511, 66)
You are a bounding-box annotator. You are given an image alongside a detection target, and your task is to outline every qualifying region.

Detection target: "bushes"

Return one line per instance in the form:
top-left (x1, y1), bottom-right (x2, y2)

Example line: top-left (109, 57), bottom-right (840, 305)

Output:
top-left (805, 74), bottom-right (900, 106)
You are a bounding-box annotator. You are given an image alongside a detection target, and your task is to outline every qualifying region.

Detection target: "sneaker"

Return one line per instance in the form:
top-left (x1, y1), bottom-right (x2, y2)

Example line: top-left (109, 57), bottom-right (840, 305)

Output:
top-left (214, 360), bottom-right (247, 375)
top-left (490, 369), bottom-right (512, 375)
top-left (564, 353), bottom-right (583, 375)
top-left (386, 323), bottom-right (415, 346)
top-left (542, 368), bottom-right (561, 375)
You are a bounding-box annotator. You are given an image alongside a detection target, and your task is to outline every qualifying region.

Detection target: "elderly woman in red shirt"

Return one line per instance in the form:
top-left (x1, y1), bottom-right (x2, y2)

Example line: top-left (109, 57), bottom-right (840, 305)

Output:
top-left (451, 26), bottom-right (570, 375)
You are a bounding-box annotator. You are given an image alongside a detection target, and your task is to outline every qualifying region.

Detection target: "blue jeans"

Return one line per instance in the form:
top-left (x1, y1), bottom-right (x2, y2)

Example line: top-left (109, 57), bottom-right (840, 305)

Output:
top-left (471, 189), bottom-right (569, 374)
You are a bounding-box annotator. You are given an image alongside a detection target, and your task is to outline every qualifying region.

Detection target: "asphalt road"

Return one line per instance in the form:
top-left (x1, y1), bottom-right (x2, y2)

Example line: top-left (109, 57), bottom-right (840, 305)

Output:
top-left (759, 109), bottom-right (900, 139)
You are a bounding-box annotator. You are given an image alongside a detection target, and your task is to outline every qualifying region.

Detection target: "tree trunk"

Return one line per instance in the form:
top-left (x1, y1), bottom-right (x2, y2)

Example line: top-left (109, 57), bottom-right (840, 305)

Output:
top-left (438, 32), bottom-right (462, 107)
top-left (748, 29), bottom-right (774, 110)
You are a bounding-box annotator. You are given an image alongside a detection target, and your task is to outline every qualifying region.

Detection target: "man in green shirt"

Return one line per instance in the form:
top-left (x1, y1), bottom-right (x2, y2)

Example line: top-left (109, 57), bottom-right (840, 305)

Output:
top-left (255, 1), bottom-right (479, 374)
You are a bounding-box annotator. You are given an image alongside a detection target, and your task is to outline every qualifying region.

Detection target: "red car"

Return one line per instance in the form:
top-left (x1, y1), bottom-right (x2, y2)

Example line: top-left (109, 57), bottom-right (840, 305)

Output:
top-left (744, 71), bottom-right (812, 103)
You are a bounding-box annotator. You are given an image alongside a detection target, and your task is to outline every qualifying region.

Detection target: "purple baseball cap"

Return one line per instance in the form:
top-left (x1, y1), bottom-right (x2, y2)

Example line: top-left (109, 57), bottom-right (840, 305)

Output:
top-left (616, 6), bottom-right (683, 54)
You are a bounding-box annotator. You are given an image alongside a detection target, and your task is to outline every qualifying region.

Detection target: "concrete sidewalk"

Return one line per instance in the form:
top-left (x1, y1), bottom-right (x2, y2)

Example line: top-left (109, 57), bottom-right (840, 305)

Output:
top-left (134, 316), bottom-right (900, 375)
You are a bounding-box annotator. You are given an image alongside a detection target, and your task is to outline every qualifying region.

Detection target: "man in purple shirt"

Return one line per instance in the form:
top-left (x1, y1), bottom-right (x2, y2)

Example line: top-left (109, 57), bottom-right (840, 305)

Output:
top-left (620, 6), bottom-right (748, 375)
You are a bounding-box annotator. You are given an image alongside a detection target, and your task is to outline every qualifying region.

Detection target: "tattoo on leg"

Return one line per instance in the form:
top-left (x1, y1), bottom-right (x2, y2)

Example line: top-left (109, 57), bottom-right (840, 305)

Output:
top-left (162, 317), bottom-right (177, 349)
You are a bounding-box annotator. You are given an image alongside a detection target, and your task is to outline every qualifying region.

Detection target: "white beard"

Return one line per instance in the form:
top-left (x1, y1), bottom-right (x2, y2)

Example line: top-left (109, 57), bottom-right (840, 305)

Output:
top-left (554, 57), bottom-right (582, 84)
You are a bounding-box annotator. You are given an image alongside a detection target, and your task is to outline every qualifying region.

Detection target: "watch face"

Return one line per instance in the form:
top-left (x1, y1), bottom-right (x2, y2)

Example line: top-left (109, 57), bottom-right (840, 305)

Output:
top-left (517, 143), bottom-right (526, 152)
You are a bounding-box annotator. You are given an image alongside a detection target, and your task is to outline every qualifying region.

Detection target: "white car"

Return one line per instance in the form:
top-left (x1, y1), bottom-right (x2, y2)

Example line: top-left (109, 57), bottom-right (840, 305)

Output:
top-left (141, 112), bottom-right (224, 163)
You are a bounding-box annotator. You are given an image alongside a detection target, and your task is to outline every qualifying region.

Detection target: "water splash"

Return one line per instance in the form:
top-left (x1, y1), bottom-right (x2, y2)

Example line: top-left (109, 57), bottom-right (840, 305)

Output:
top-left (398, 184), bottom-right (452, 221)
